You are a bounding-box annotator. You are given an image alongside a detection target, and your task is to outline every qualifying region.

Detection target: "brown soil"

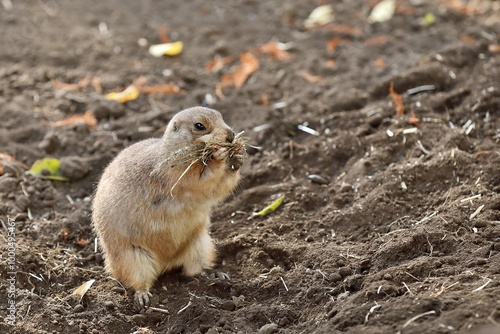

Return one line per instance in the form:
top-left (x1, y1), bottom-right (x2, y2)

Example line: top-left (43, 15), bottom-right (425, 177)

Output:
top-left (1, 1), bottom-right (499, 333)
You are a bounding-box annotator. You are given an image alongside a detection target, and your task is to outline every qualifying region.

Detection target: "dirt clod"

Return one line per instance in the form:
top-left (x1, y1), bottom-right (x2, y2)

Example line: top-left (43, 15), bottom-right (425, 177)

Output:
top-left (258, 323), bottom-right (279, 334)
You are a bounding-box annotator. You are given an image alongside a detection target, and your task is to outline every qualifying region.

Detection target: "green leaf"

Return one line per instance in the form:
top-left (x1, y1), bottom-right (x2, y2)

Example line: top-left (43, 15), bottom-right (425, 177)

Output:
top-left (423, 13), bottom-right (436, 26)
top-left (251, 194), bottom-right (285, 218)
top-left (28, 158), bottom-right (70, 181)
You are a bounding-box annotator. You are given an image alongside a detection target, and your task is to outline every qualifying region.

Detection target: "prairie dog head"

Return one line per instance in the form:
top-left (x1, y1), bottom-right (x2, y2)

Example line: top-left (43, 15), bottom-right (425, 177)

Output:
top-left (162, 107), bottom-right (235, 152)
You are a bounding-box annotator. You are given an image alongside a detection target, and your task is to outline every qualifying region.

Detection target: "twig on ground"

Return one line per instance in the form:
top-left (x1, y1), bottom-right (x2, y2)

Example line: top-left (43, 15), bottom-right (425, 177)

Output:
top-left (404, 271), bottom-right (420, 281)
top-left (431, 281), bottom-right (459, 297)
top-left (416, 140), bottom-right (431, 155)
top-left (425, 234), bottom-right (434, 257)
top-left (364, 303), bottom-right (381, 324)
top-left (472, 278), bottom-right (492, 292)
top-left (149, 306), bottom-right (169, 314)
top-left (177, 300), bottom-right (192, 314)
top-left (401, 310), bottom-right (437, 330)
top-left (416, 211), bottom-right (437, 225)
top-left (460, 194), bottom-right (481, 202)
top-left (469, 204), bottom-right (485, 220)
top-left (403, 282), bottom-right (413, 296)
top-left (280, 276), bottom-right (289, 291)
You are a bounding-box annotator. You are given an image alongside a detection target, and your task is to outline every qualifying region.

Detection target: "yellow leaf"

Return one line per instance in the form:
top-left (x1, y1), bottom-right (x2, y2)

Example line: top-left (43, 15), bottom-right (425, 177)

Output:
top-left (106, 85), bottom-right (140, 103)
top-left (28, 158), bottom-right (70, 181)
top-left (72, 279), bottom-right (95, 301)
top-left (251, 195), bottom-right (285, 218)
top-left (148, 41), bottom-right (183, 57)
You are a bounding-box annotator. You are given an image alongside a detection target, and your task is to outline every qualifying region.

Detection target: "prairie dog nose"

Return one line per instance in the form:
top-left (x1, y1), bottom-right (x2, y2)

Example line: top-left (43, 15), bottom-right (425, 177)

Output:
top-left (225, 129), bottom-right (235, 143)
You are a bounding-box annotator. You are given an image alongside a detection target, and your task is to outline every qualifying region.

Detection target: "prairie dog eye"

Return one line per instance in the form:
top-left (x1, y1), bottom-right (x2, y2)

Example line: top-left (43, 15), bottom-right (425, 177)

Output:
top-left (194, 122), bottom-right (206, 131)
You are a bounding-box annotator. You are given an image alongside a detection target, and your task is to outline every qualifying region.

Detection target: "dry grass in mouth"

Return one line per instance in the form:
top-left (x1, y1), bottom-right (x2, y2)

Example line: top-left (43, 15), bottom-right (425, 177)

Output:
top-left (168, 131), bottom-right (251, 196)
top-left (166, 131), bottom-right (250, 167)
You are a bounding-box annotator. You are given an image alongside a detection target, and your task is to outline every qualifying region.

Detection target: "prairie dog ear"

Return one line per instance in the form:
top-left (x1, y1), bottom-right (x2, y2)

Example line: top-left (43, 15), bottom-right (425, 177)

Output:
top-left (172, 121), bottom-right (179, 132)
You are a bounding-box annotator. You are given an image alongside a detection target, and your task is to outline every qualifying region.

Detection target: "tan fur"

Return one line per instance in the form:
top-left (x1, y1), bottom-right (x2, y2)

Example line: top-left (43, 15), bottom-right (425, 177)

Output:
top-left (92, 107), bottom-right (242, 308)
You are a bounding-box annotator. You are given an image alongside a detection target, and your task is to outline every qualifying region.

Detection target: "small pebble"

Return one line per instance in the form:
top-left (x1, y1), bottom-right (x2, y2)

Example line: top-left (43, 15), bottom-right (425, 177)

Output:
top-left (206, 328), bottom-right (221, 334)
top-left (131, 314), bottom-right (148, 326)
top-left (15, 195), bottom-right (30, 212)
top-left (327, 308), bottom-right (338, 319)
top-left (104, 301), bottom-right (114, 309)
top-left (14, 213), bottom-right (27, 221)
top-left (338, 266), bottom-right (352, 278)
top-left (111, 287), bottom-right (125, 294)
top-left (258, 323), bottom-right (278, 334)
top-left (59, 156), bottom-right (91, 180)
top-left (73, 304), bottom-right (85, 313)
top-left (308, 174), bottom-right (330, 185)
top-left (278, 317), bottom-right (289, 326)
top-left (269, 266), bottom-right (283, 275)
top-left (337, 291), bottom-right (350, 300)
top-left (329, 273), bottom-right (342, 282)
top-left (340, 183), bottom-right (352, 192)
top-left (0, 177), bottom-right (18, 193)
top-left (473, 220), bottom-right (487, 228)
top-left (221, 300), bottom-right (236, 311)
top-left (38, 131), bottom-right (59, 153)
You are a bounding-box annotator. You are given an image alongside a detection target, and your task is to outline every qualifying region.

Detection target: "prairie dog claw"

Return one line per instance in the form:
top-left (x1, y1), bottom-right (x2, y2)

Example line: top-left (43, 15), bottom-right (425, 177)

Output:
top-left (134, 290), bottom-right (152, 310)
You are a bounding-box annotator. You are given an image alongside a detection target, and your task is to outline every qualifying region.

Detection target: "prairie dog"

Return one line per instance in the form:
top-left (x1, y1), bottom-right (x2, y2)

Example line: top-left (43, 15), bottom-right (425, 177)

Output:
top-left (92, 107), bottom-right (244, 308)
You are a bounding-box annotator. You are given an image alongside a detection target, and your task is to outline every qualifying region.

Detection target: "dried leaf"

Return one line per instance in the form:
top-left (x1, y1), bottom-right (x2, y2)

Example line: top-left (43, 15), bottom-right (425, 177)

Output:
top-left (91, 77), bottom-right (102, 94)
top-left (472, 151), bottom-right (493, 159)
top-left (219, 52), bottom-right (259, 90)
top-left (489, 44), bottom-right (500, 53)
top-left (396, 4), bottom-right (416, 16)
top-left (0, 152), bottom-right (16, 162)
top-left (389, 81), bottom-right (404, 116)
top-left (442, 0), bottom-right (483, 15)
top-left (159, 25), bottom-right (170, 43)
top-left (363, 35), bottom-right (390, 45)
top-left (260, 94), bottom-right (269, 106)
top-left (205, 55), bottom-right (233, 73)
top-left (326, 37), bottom-right (341, 53)
top-left (323, 24), bottom-right (363, 37)
top-left (148, 41), bottom-right (183, 57)
top-left (326, 58), bottom-right (336, 68)
top-left (0, 152), bottom-right (29, 175)
top-left (251, 195), bottom-right (285, 218)
top-left (234, 52), bottom-right (259, 88)
top-left (72, 279), bottom-right (96, 301)
top-left (368, 0), bottom-right (396, 23)
top-left (299, 70), bottom-right (324, 83)
top-left (46, 110), bottom-right (97, 129)
top-left (52, 76), bottom-right (91, 91)
top-left (409, 112), bottom-right (420, 126)
top-left (257, 40), bottom-right (292, 61)
top-left (374, 58), bottom-right (386, 68)
top-left (304, 4), bottom-right (334, 28)
top-left (138, 83), bottom-right (185, 95)
top-left (106, 85), bottom-right (140, 103)
top-left (75, 238), bottom-right (89, 246)
top-left (459, 34), bottom-right (476, 44)
top-left (28, 158), bottom-right (70, 181)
